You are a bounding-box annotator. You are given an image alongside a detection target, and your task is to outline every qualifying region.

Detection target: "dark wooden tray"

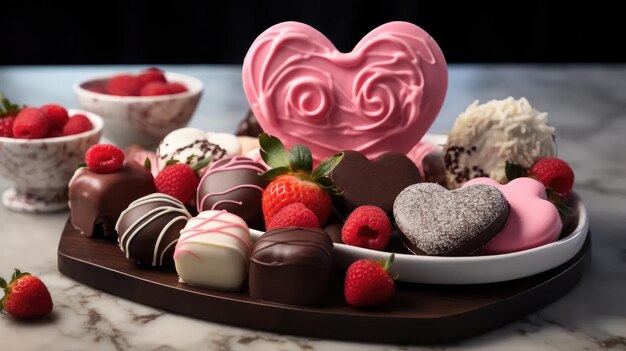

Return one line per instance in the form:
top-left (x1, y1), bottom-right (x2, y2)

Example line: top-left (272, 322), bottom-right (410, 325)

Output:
top-left (57, 218), bottom-right (590, 344)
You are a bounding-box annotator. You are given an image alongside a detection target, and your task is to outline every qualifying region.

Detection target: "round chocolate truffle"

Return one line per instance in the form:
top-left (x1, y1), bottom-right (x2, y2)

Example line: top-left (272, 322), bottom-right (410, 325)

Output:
top-left (116, 193), bottom-right (192, 266)
top-left (196, 156), bottom-right (268, 229)
top-left (249, 227), bottom-right (334, 306)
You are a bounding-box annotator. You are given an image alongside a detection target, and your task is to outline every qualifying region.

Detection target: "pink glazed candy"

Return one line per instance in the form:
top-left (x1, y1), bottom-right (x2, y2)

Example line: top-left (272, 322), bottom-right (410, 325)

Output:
top-left (464, 177), bottom-right (562, 254)
top-left (242, 21), bottom-right (448, 162)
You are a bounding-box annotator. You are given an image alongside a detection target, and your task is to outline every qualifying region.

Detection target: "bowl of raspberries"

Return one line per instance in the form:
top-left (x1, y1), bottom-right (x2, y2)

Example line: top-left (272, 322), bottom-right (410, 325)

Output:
top-left (73, 68), bottom-right (203, 149)
top-left (0, 95), bottom-right (103, 212)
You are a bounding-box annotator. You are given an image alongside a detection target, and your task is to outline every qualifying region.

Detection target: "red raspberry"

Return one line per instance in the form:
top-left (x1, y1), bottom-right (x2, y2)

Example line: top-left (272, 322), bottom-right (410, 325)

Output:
top-left (62, 114), bottom-right (93, 136)
top-left (85, 144), bottom-right (125, 174)
top-left (107, 74), bottom-right (141, 96)
top-left (12, 107), bottom-right (49, 139)
top-left (40, 104), bottom-right (69, 135)
top-left (139, 82), bottom-right (171, 96)
top-left (344, 254), bottom-right (395, 308)
top-left (530, 158), bottom-right (575, 196)
top-left (167, 82), bottom-right (188, 94)
top-left (137, 68), bottom-right (167, 89)
top-left (267, 203), bottom-right (320, 230)
top-left (155, 163), bottom-right (199, 203)
top-left (341, 205), bottom-right (391, 250)
top-left (0, 115), bottom-right (15, 137)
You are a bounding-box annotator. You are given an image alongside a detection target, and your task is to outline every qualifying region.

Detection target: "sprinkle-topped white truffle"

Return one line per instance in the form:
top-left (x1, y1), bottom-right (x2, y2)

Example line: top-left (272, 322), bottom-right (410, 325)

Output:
top-left (444, 97), bottom-right (557, 188)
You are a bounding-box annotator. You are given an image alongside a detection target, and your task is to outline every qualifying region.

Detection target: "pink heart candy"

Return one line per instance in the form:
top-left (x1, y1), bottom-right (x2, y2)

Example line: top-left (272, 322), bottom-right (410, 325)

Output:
top-left (243, 21), bottom-right (448, 161)
top-left (464, 177), bottom-right (563, 254)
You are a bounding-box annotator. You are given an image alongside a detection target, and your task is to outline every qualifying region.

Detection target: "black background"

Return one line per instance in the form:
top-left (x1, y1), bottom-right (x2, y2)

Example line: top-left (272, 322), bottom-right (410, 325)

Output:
top-left (0, 0), bottom-right (623, 65)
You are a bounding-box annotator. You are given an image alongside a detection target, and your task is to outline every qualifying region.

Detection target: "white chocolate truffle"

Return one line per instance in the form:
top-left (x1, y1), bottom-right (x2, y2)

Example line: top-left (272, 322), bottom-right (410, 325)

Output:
top-left (156, 128), bottom-right (226, 171)
top-left (237, 136), bottom-right (260, 155)
top-left (173, 210), bottom-right (252, 290)
top-left (206, 132), bottom-right (242, 156)
top-left (444, 97), bottom-right (557, 188)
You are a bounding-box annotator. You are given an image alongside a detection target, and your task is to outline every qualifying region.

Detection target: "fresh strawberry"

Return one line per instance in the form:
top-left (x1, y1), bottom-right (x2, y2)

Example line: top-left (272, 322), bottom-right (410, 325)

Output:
top-left (167, 82), bottom-right (188, 94)
top-left (0, 95), bottom-right (22, 137)
top-left (63, 114), bottom-right (93, 136)
top-left (259, 133), bottom-right (344, 226)
top-left (40, 104), bottom-right (69, 135)
top-left (12, 107), bottom-right (49, 139)
top-left (267, 203), bottom-right (320, 230)
top-left (85, 144), bottom-right (125, 174)
top-left (139, 81), bottom-right (171, 96)
top-left (342, 206), bottom-right (392, 250)
top-left (530, 158), bottom-right (575, 196)
top-left (137, 68), bottom-right (167, 89)
top-left (344, 254), bottom-right (395, 308)
top-left (107, 74), bottom-right (141, 96)
top-left (155, 158), bottom-right (211, 203)
top-left (1, 269), bottom-right (53, 318)
top-left (0, 116), bottom-right (15, 137)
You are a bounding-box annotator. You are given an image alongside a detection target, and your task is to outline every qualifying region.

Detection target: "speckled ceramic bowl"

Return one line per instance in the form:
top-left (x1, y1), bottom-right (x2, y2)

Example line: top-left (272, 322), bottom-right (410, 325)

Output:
top-left (0, 110), bottom-right (103, 213)
top-left (73, 72), bottom-right (203, 149)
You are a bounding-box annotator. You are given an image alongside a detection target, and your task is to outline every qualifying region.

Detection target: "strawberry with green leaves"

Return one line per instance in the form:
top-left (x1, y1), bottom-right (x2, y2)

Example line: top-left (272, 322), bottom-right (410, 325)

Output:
top-left (259, 133), bottom-right (343, 226)
top-left (0, 95), bottom-right (23, 138)
top-left (1, 269), bottom-right (53, 318)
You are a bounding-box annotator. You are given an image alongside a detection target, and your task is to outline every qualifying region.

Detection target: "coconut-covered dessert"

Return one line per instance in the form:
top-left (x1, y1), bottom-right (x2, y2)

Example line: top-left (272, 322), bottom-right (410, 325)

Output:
top-left (444, 97), bottom-right (557, 189)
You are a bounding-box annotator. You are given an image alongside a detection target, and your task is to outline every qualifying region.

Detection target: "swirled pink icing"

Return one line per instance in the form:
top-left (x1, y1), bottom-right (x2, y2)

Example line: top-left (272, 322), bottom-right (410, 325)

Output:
top-left (463, 177), bottom-right (562, 254)
top-left (243, 21), bottom-right (448, 161)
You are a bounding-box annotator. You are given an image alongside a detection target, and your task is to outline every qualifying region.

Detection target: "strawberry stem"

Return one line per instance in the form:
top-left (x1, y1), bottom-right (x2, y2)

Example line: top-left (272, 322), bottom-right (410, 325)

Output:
top-left (288, 144), bottom-right (313, 173)
top-left (505, 160), bottom-right (527, 182)
top-left (192, 155), bottom-right (213, 173)
top-left (0, 94), bottom-right (23, 118)
top-left (382, 253), bottom-right (395, 272)
top-left (259, 133), bottom-right (290, 168)
top-left (258, 133), bottom-right (344, 193)
top-left (312, 152), bottom-right (344, 182)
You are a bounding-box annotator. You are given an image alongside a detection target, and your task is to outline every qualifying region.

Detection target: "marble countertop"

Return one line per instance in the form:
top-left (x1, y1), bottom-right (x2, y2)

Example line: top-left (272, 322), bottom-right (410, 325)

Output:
top-left (1, 64), bottom-right (625, 351)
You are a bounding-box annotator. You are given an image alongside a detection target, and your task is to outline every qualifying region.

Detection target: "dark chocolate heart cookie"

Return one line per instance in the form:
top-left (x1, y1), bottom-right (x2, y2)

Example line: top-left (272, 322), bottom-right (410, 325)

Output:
top-left (330, 151), bottom-right (421, 217)
top-left (393, 183), bottom-right (509, 256)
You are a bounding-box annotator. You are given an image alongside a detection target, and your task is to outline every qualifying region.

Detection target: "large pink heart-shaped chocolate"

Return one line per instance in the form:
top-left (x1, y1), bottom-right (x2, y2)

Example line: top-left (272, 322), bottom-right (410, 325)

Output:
top-left (243, 21), bottom-right (448, 162)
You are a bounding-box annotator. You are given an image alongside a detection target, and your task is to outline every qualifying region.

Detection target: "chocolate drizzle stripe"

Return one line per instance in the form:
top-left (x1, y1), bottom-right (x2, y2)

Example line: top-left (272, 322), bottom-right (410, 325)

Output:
top-left (254, 227), bottom-right (333, 261)
top-left (152, 216), bottom-right (187, 266)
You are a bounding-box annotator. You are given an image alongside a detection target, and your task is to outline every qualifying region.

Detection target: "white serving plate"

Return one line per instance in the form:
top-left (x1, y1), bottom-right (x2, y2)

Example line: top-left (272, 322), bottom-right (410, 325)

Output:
top-left (251, 195), bottom-right (588, 285)
top-left (250, 134), bottom-right (589, 285)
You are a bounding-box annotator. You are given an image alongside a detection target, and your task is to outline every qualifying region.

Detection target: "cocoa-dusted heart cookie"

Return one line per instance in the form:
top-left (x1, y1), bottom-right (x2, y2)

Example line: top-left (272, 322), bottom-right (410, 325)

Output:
top-left (330, 151), bottom-right (421, 217)
top-left (393, 183), bottom-right (509, 256)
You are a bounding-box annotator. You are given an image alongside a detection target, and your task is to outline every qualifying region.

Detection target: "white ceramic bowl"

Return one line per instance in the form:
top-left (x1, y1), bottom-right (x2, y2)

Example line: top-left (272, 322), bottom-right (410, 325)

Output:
top-left (73, 72), bottom-right (203, 149)
top-left (0, 110), bottom-right (103, 212)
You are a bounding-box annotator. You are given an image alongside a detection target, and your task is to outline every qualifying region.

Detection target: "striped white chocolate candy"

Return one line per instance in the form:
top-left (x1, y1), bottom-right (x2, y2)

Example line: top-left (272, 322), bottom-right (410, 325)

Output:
top-left (174, 210), bottom-right (252, 290)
